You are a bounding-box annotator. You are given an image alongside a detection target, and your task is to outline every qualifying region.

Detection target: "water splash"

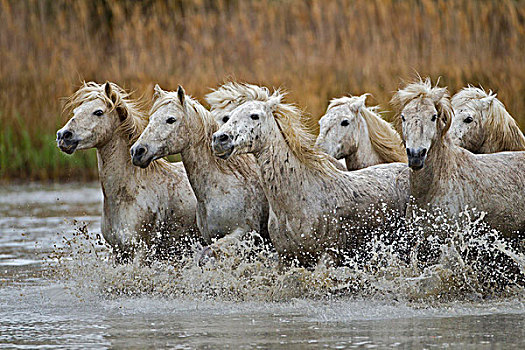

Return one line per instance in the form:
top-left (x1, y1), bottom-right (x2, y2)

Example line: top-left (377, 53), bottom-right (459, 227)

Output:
top-left (47, 209), bottom-right (524, 304)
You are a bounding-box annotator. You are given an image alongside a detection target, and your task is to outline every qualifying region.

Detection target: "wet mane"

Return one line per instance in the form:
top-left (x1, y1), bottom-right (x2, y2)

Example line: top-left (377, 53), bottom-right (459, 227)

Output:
top-left (452, 86), bottom-right (525, 151)
top-left (151, 91), bottom-right (257, 178)
top-left (65, 81), bottom-right (169, 171)
top-left (270, 90), bottom-right (340, 176)
top-left (327, 94), bottom-right (407, 163)
top-left (391, 77), bottom-right (454, 138)
top-left (205, 82), bottom-right (272, 112)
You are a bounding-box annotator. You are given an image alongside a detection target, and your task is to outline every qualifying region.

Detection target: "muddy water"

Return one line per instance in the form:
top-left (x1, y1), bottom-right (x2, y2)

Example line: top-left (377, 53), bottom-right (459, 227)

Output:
top-left (0, 183), bottom-right (524, 348)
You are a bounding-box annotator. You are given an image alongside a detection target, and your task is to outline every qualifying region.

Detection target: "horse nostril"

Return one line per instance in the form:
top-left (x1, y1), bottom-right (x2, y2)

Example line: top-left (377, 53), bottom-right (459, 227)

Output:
top-left (420, 149), bottom-right (427, 157)
top-left (63, 131), bottom-right (73, 140)
top-left (218, 134), bottom-right (229, 142)
top-left (406, 148), bottom-right (412, 157)
top-left (135, 146), bottom-right (146, 157)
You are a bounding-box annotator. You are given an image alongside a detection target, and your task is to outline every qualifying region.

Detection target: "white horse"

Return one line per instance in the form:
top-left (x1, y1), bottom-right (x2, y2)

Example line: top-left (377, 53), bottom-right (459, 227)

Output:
top-left (450, 86), bottom-right (525, 153)
top-left (206, 81), bottom-right (347, 171)
top-left (392, 78), bottom-right (525, 239)
top-left (211, 88), bottom-right (409, 266)
top-left (57, 82), bottom-right (198, 261)
top-left (130, 85), bottom-right (270, 256)
top-left (316, 93), bottom-right (407, 170)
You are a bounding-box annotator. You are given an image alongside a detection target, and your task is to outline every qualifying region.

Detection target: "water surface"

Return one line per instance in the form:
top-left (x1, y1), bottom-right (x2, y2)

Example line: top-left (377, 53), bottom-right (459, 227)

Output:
top-left (0, 183), bottom-right (524, 348)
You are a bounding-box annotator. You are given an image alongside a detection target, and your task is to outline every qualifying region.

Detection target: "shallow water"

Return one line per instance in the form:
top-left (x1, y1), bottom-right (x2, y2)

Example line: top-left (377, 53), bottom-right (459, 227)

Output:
top-left (0, 183), bottom-right (524, 348)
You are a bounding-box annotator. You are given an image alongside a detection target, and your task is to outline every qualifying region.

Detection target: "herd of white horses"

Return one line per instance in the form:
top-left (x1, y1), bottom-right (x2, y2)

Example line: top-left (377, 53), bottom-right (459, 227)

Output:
top-left (56, 77), bottom-right (525, 266)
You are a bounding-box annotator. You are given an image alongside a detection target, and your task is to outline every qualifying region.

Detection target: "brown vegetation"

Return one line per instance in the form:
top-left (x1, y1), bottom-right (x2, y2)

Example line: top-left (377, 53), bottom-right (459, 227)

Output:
top-left (1, 0), bottom-right (524, 180)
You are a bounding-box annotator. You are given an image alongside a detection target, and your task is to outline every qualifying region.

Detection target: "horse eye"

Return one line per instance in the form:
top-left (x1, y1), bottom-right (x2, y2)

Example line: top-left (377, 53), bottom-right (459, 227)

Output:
top-left (431, 114), bottom-right (437, 122)
top-left (93, 110), bottom-right (104, 116)
top-left (340, 119), bottom-right (349, 127)
top-left (250, 114), bottom-right (260, 120)
top-left (464, 116), bottom-right (474, 124)
top-left (166, 117), bottom-right (176, 124)
top-left (222, 115), bottom-right (230, 123)
top-left (401, 115), bottom-right (406, 122)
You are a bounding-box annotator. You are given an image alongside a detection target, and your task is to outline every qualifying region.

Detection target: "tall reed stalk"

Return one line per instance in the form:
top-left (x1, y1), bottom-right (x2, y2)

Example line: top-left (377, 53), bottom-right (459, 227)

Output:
top-left (1, 0), bottom-right (523, 180)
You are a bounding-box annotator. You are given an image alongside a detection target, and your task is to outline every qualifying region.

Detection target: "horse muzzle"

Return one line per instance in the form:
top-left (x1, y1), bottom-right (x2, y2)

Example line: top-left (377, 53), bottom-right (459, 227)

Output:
top-left (211, 132), bottom-right (234, 159)
top-left (130, 144), bottom-right (154, 168)
top-left (56, 129), bottom-right (79, 154)
top-left (406, 147), bottom-right (427, 170)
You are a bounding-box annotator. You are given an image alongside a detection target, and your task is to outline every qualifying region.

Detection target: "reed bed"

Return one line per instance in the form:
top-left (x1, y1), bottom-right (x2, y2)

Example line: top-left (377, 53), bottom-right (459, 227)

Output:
top-left (1, 0), bottom-right (524, 180)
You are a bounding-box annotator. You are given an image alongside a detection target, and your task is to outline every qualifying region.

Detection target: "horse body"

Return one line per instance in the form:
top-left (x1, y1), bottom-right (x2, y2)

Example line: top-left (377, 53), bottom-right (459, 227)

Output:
top-left (97, 137), bottom-right (197, 255)
top-left (408, 137), bottom-right (525, 236)
top-left (57, 82), bottom-right (198, 260)
top-left (131, 85), bottom-right (269, 248)
top-left (450, 86), bottom-right (525, 153)
top-left (393, 78), bottom-right (525, 239)
top-left (316, 94), bottom-right (406, 170)
top-left (212, 91), bottom-right (409, 266)
top-left (256, 139), bottom-right (409, 265)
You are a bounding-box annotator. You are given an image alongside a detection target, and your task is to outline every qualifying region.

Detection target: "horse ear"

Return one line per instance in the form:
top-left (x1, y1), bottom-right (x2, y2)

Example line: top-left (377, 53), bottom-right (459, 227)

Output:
top-left (267, 94), bottom-right (281, 111)
top-left (350, 94), bottom-right (368, 113)
top-left (430, 87), bottom-right (447, 104)
top-left (480, 94), bottom-right (496, 110)
top-left (104, 82), bottom-right (125, 121)
top-left (153, 84), bottom-right (165, 100)
top-left (104, 81), bottom-right (119, 104)
top-left (104, 81), bottom-right (112, 97)
top-left (177, 85), bottom-right (186, 106)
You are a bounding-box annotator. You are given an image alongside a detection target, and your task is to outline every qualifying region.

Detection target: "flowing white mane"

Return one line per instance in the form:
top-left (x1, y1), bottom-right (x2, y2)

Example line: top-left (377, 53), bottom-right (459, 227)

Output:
top-left (205, 82), bottom-right (272, 111)
top-left (267, 90), bottom-right (340, 175)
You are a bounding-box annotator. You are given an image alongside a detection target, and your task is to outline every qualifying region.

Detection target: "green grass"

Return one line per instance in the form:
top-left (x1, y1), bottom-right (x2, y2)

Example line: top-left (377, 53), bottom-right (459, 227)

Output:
top-left (0, 112), bottom-right (183, 182)
top-left (0, 115), bottom-right (98, 181)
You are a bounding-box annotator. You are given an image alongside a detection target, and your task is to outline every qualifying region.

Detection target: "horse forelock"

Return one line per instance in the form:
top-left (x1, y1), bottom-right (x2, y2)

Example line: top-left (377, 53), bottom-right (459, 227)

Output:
top-left (391, 77), bottom-right (453, 138)
top-left (205, 82), bottom-right (271, 112)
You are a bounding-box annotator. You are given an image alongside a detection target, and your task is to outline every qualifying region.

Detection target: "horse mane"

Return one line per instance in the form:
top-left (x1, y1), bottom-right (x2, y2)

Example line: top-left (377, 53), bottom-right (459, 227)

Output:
top-left (205, 82), bottom-right (272, 112)
top-left (391, 77), bottom-right (454, 138)
top-left (452, 86), bottom-right (525, 151)
top-left (151, 90), bottom-right (257, 178)
top-left (64, 81), bottom-right (170, 171)
top-left (327, 94), bottom-right (407, 163)
top-left (269, 90), bottom-right (340, 176)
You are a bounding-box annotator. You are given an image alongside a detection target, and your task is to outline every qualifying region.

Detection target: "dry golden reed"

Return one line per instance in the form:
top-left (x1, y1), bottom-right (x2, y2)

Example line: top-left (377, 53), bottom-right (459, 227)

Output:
top-left (0, 0), bottom-right (524, 180)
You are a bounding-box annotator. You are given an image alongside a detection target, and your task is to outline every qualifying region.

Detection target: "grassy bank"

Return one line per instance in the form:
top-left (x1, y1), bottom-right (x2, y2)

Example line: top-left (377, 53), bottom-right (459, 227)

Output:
top-left (1, 0), bottom-right (524, 181)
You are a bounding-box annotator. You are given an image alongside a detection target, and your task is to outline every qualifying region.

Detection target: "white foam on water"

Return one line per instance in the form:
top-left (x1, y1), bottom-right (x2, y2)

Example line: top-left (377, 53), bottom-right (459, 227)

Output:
top-left (48, 207), bottom-right (525, 309)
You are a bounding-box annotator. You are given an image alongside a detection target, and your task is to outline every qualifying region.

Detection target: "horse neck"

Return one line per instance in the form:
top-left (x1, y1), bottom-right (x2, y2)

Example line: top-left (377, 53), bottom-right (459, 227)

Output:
top-left (180, 137), bottom-right (221, 200)
top-left (409, 135), bottom-right (458, 199)
top-left (255, 126), bottom-right (322, 206)
top-left (344, 117), bottom-right (383, 170)
top-left (96, 132), bottom-right (139, 198)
